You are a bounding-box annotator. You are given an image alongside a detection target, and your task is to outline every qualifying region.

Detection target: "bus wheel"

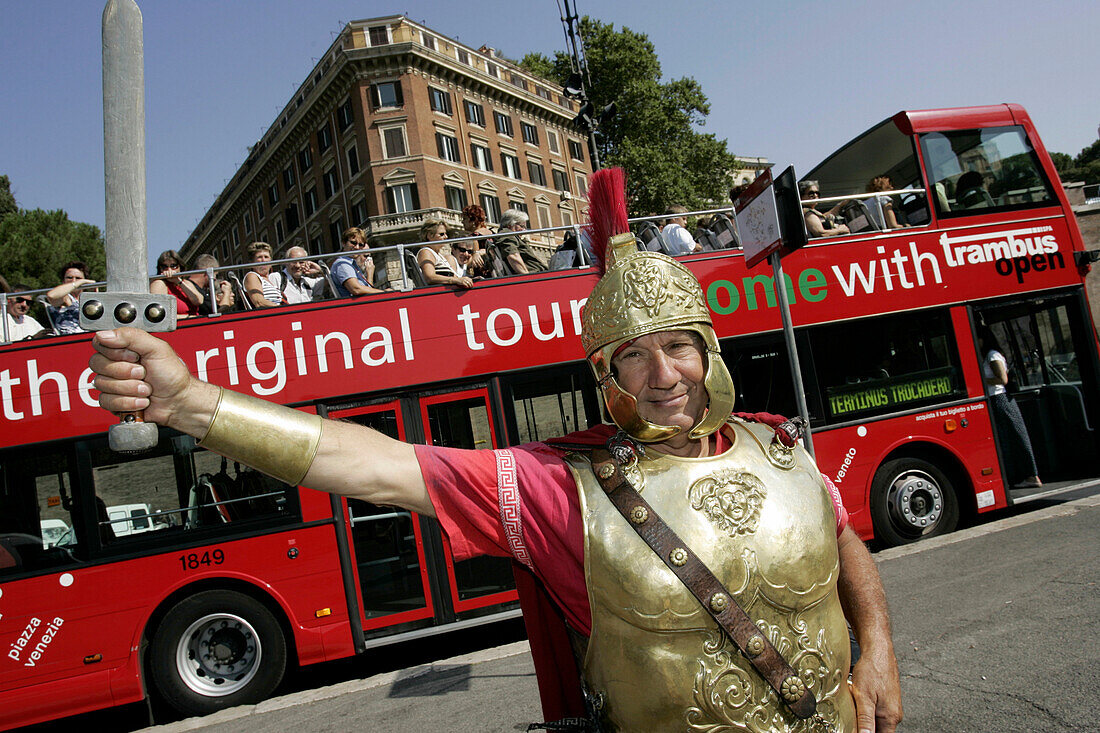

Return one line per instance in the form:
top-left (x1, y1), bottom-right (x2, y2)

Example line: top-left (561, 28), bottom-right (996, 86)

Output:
top-left (870, 458), bottom-right (959, 547)
top-left (149, 590), bottom-right (287, 716)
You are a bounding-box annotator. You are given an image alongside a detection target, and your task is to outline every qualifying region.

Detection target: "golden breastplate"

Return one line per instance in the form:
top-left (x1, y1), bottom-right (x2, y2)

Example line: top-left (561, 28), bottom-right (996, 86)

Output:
top-left (567, 420), bottom-right (856, 733)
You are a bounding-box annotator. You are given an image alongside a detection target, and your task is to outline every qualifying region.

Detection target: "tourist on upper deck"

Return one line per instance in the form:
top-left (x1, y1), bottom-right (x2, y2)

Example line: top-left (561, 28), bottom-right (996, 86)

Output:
top-left (799, 180), bottom-right (850, 238)
top-left (242, 242), bottom-right (283, 308)
top-left (5, 285), bottom-right (44, 340)
top-left (331, 227), bottom-right (388, 298)
top-left (189, 254), bottom-right (236, 315)
top-left (46, 261), bottom-right (95, 334)
top-left (865, 176), bottom-right (905, 230)
top-left (660, 205), bottom-right (702, 255)
top-left (281, 246), bottom-right (329, 303)
top-left (417, 218), bottom-right (473, 289)
top-left (150, 250), bottom-right (203, 318)
top-left (497, 209), bottom-right (547, 274)
top-left (460, 204), bottom-right (494, 278)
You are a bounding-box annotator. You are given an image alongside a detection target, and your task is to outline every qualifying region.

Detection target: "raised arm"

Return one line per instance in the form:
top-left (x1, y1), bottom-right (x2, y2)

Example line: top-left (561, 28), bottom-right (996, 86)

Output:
top-left (90, 328), bottom-right (433, 515)
top-left (836, 526), bottom-right (903, 733)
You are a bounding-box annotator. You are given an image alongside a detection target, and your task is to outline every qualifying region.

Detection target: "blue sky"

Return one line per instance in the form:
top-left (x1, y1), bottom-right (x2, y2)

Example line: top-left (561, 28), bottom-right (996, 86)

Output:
top-left (2, 0), bottom-right (1097, 273)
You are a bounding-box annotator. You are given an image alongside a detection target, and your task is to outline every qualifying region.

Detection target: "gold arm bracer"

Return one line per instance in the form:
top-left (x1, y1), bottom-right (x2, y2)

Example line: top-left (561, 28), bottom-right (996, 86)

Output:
top-left (198, 387), bottom-right (323, 486)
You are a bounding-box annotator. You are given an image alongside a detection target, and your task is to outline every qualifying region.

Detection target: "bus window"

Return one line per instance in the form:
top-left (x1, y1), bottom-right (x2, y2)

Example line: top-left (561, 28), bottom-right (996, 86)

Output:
top-left (801, 117), bottom-right (931, 232)
top-left (84, 436), bottom-right (298, 549)
top-left (0, 448), bottom-right (79, 575)
top-left (919, 126), bottom-right (1055, 217)
top-left (808, 310), bottom-right (965, 423)
top-left (506, 365), bottom-right (599, 443)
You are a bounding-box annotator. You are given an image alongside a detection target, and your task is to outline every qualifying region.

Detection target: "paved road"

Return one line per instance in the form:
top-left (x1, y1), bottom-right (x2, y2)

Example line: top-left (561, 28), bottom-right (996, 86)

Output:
top-left (139, 492), bottom-right (1099, 732)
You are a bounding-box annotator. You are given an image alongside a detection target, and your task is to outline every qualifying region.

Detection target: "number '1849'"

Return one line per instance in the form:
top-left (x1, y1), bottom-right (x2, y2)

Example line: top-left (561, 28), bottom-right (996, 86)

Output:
top-left (178, 549), bottom-right (225, 570)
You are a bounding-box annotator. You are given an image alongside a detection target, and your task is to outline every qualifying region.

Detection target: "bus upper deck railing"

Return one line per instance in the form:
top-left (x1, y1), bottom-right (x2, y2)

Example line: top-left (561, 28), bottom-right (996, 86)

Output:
top-left (0, 207), bottom-right (751, 344)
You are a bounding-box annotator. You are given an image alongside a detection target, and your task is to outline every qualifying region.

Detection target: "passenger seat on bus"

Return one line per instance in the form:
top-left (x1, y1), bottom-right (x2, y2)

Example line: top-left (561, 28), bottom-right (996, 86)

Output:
top-left (636, 222), bottom-right (668, 253)
top-left (403, 249), bottom-right (428, 288)
top-left (706, 214), bottom-right (741, 250)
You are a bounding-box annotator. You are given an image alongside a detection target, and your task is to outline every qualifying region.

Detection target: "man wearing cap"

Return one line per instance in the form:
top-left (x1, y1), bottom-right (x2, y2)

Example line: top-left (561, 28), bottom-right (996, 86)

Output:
top-left (89, 169), bottom-right (900, 733)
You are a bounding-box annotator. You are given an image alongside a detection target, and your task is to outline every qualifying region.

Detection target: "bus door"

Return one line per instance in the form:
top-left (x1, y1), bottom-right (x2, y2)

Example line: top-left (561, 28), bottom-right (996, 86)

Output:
top-left (325, 401), bottom-right (435, 632)
top-left (975, 293), bottom-right (1100, 496)
top-left (418, 389), bottom-right (517, 615)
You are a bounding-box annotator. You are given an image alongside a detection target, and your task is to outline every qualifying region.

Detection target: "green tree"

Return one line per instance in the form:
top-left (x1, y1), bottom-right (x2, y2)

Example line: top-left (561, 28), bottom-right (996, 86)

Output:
top-left (0, 207), bottom-right (105, 290)
top-left (520, 18), bottom-right (737, 216)
top-left (0, 175), bottom-right (16, 221)
top-left (1049, 139), bottom-right (1100, 186)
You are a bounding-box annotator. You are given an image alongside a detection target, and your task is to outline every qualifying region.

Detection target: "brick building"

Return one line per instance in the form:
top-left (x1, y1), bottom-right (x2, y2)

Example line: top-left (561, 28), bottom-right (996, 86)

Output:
top-left (180, 16), bottom-right (594, 271)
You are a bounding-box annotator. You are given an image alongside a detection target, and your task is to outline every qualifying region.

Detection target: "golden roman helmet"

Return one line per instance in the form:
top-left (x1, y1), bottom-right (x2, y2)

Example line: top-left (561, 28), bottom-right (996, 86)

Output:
top-left (580, 229), bottom-right (736, 443)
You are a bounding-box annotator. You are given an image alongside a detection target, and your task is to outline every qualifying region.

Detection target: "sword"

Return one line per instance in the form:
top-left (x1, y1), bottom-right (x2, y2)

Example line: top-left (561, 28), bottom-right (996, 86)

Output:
top-left (81, 0), bottom-right (175, 453)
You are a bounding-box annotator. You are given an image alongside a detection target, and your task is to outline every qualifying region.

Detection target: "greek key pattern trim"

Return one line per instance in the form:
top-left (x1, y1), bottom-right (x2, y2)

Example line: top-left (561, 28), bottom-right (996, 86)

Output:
top-left (495, 449), bottom-right (533, 569)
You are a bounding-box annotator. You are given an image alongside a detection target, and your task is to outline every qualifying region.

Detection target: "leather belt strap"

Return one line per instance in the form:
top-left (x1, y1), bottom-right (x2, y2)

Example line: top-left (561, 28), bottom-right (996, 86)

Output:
top-left (590, 448), bottom-right (817, 720)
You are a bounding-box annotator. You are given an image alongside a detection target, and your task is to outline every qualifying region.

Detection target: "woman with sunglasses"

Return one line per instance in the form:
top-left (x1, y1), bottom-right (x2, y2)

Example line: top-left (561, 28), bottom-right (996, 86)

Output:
top-left (798, 179), bottom-right (850, 238)
top-left (416, 219), bottom-right (473, 289)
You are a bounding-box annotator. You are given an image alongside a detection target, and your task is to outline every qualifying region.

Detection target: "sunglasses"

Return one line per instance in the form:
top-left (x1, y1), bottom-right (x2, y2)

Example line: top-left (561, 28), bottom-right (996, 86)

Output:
top-left (11, 297), bottom-right (32, 304)
top-left (454, 246), bottom-right (473, 254)
top-left (806, 190), bottom-right (820, 197)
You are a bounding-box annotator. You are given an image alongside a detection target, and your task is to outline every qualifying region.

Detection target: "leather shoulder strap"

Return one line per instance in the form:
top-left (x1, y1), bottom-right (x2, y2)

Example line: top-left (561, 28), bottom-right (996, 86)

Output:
top-left (589, 448), bottom-right (818, 720)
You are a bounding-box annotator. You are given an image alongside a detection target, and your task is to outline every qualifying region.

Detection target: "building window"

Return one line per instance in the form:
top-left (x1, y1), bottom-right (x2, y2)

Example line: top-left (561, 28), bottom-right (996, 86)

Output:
top-left (510, 72), bottom-right (526, 90)
top-left (521, 122), bottom-right (539, 146)
top-left (501, 153), bottom-right (521, 179)
top-left (386, 183), bottom-right (419, 214)
top-left (509, 199), bottom-right (528, 213)
top-left (328, 218), bottom-right (342, 251)
top-left (471, 142), bottom-right (493, 172)
top-left (274, 219), bottom-right (285, 245)
top-left (562, 209), bottom-right (574, 227)
top-left (547, 130), bottom-right (560, 155)
top-left (574, 171), bottom-right (588, 197)
top-left (304, 187), bottom-right (318, 217)
top-left (244, 211), bottom-right (253, 234)
top-left (337, 99), bottom-right (354, 130)
top-left (479, 193), bottom-right (501, 224)
top-left (552, 168), bottom-right (570, 193)
top-left (267, 183), bottom-right (280, 207)
top-left (285, 202), bottom-right (300, 233)
top-left (486, 62), bottom-right (498, 79)
top-left (429, 87), bottom-right (452, 115)
top-left (371, 81), bottom-right (403, 110)
top-left (445, 185), bottom-right (468, 211)
top-left (494, 111), bottom-right (513, 137)
top-left (457, 49), bottom-right (469, 65)
top-left (298, 146), bottom-right (313, 172)
top-left (420, 31), bottom-right (435, 50)
top-left (352, 198), bottom-right (368, 227)
top-left (322, 166), bottom-right (339, 199)
top-left (569, 140), bottom-right (585, 161)
top-left (318, 123), bottom-right (333, 153)
top-left (283, 165), bottom-right (295, 191)
top-left (231, 226), bottom-right (240, 247)
top-left (537, 86), bottom-right (553, 101)
top-left (368, 26), bottom-right (389, 46)
top-left (346, 144), bottom-right (360, 176)
top-left (527, 160), bottom-right (546, 187)
top-left (437, 132), bottom-right (461, 163)
top-left (381, 126), bottom-right (408, 159)
top-left (256, 196), bottom-right (264, 220)
top-left (464, 100), bottom-right (485, 127)
top-left (310, 233), bottom-right (324, 254)
top-left (536, 203), bottom-right (552, 230)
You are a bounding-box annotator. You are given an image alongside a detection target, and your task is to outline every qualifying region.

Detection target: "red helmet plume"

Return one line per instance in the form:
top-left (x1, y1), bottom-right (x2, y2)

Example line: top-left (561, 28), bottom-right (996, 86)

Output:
top-left (585, 167), bottom-right (629, 274)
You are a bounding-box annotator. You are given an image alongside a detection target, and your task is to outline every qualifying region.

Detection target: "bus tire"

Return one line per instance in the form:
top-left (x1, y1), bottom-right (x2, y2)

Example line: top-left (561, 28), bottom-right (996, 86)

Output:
top-left (870, 457), bottom-right (959, 547)
top-left (149, 589), bottom-right (287, 716)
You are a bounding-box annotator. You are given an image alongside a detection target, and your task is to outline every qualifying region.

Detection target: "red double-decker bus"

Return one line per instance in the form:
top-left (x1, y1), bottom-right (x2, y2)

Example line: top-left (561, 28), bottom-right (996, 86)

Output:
top-left (2, 103), bottom-right (1097, 729)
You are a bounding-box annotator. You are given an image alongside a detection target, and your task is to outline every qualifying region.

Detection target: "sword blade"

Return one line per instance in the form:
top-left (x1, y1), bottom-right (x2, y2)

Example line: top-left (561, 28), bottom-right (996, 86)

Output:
top-left (102, 0), bottom-right (147, 294)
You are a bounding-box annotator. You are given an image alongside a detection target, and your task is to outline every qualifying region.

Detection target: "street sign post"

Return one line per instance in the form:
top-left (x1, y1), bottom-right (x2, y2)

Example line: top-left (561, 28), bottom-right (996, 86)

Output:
top-left (733, 166), bottom-right (816, 456)
top-left (80, 0), bottom-right (176, 453)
